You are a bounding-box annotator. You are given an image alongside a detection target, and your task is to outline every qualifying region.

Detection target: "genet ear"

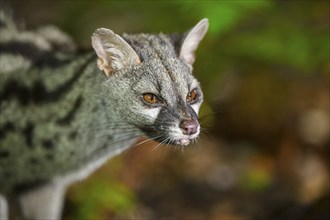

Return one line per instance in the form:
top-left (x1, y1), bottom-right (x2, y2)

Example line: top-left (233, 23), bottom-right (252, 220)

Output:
top-left (91, 28), bottom-right (141, 77)
top-left (180, 18), bottom-right (209, 66)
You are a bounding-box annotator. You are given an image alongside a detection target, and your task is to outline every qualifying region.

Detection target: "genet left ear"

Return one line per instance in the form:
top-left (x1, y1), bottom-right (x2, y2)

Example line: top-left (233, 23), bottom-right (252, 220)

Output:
top-left (91, 28), bottom-right (141, 77)
top-left (179, 18), bottom-right (209, 66)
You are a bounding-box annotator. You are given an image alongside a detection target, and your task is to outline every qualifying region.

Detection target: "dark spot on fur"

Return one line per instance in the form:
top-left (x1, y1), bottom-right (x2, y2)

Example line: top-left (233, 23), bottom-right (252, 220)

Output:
top-left (29, 157), bottom-right (39, 165)
top-left (42, 139), bottom-right (54, 150)
top-left (69, 131), bottom-right (77, 140)
top-left (22, 123), bottom-right (34, 148)
top-left (0, 54), bottom-right (95, 106)
top-left (0, 122), bottom-right (15, 140)
top-left (46, 154), bottom-right (54, 160)
top-left (32, 81), bottom-right (48, 102)
top-left (0, 80), bottom-right (47, 105)
top-left (0, 42), bottom-right (72, 68)
top-left (0, 150), bottom-right (10, 158)
top-left (14, 180), bottom-right (48, 194)
top-left (0, 80), bottom-right (30, 105)
top-left (56, 96), bottom-right (83, 125)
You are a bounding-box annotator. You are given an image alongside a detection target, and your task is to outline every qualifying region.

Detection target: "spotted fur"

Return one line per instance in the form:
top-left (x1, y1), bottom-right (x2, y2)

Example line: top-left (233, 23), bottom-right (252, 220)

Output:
top-left (0, 9), bottom-right (208, 219)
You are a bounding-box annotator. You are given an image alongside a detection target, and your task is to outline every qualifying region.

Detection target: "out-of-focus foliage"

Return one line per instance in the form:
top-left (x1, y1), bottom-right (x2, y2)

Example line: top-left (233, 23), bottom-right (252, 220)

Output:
top-left (9, 1), bottom-right (329, 219)
top-left (180, 1), bottom-right (271, 35)
top-left (64, 157), bottom-right (136, 220)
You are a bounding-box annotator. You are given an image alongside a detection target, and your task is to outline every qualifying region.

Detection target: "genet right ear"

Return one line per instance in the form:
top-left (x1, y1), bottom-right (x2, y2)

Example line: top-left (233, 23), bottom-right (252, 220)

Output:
top-left (179, 18), bottom-right (209, 67)
top-left (91, 28), bottom-right (141, 77)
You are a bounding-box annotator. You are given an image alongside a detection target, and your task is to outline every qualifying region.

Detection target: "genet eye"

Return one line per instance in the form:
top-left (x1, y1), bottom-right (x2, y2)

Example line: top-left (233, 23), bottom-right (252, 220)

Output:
top-left (187, 89), bottom-right (198, 103)
top-left (143, 93), bottom-right (160, 105)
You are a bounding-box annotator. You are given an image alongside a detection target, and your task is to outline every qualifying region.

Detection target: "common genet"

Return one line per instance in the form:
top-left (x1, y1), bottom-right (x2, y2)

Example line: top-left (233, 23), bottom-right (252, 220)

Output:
top-left (0, 10), bottom-right (208, 219)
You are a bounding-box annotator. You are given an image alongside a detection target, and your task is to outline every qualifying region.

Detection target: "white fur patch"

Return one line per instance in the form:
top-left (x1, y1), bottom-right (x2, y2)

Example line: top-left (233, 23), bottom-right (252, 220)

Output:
top-left (191, 103), bottom-right (201, 115)
top-left (143, 107), bottom-right (161, 122)
top-left (20, 186), bottom-right (65, 220)
top-left (0, 194), bottom-right (8, 220)
top-left (190, 80), bottom-right (199, 90)
top-left (168, 124), bottom-right (200, 142)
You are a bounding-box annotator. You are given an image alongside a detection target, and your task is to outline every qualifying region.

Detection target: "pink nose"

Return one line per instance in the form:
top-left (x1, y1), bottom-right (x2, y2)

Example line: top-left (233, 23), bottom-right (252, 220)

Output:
top-left (180, 120), bottom-right (198, 135)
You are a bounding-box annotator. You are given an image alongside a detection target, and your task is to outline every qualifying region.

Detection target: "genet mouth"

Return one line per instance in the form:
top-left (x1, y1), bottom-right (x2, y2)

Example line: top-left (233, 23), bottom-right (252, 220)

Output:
top-left (175, 138), bottom-right (191, 146)
top-left (151, 136), bottom-right (195, 146)
top-left (141, 127), bottom-right (199, 147)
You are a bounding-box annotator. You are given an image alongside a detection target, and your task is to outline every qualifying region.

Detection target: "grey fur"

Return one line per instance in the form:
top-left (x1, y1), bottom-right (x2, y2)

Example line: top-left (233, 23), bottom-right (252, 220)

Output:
top-left (0, 12), bottom-right (208, 219)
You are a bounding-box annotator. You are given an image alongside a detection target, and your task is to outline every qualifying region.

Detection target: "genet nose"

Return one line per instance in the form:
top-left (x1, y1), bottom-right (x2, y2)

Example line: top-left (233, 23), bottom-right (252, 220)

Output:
top-left (180, 120), bottom-right (198, 135)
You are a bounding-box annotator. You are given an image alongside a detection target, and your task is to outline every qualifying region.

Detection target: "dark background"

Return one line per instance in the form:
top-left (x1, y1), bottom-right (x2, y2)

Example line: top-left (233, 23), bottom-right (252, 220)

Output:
top-left (8, 1), bottom-right (330, 219)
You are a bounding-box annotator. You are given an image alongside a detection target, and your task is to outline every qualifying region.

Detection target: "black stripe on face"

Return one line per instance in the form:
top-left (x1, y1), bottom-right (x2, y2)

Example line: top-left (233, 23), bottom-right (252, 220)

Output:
top-left (0, 55), bottom-right (94, 106)
top-left (152, 36), bottom-right (177, 82)
top-left (186, 103), bottom-right (199, 122)
top-left (140, 103), bottom-right (196, 142)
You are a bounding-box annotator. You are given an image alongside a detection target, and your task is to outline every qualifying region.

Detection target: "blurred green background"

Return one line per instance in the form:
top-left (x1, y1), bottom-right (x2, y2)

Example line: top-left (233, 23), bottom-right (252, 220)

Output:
top-left (9, 1), bottom-right (329, 219)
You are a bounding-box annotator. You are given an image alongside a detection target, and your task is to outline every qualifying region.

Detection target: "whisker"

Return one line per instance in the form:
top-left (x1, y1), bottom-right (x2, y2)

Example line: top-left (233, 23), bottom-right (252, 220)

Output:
top-left (152, 136), bottom-right (169, 150)
top-left (133, 135), bottom-right (163, 148)
top-left (78, 126), bottom-right (138, 134)
top-left (102, 134), bottom-right (141, 149)
top-left (83, 134), bottom-right (143, 158)
top-left (90, 130), bottom-right (141, 140)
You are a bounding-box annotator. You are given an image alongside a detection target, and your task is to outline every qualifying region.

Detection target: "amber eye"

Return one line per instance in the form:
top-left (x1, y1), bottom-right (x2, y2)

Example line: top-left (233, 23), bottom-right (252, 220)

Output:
top-left (143, 93), bottom-right (160, 104)
top-left (187, 89), bottom-right (198, 103)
